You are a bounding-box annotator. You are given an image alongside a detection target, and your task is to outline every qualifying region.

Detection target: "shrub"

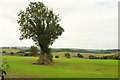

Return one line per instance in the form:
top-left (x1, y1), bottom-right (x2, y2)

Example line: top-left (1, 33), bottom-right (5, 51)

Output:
top-left (10, 52), bottom-right (14, 55)
top-left (24, 53), bottom-right (30, 56)
top-left (55, 56), bottom-right (59, 58)
top-left (1, 58), bottom-right (10, 80)
top-left (112, 55), bottom-right (120, 60)
top-left (65, 53), bottom-right (70, 58)
top-left (77, 53), bottom-right (84, 58)
top-left (89, 55), bottom-right (98, 59)
top-left (2, 51), bottom-right (6, 53)
top-left (17, 50), bottom-right (25, 53)
top-left (107, 56), bottom-right (113, 59)
top-left (90, 55), bottom-right (120, 60)
top-left (102, 56), bottom-right (109, 59)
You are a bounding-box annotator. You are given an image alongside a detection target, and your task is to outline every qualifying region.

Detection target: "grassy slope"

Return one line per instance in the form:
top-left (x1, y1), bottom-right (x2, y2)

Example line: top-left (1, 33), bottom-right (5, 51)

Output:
top-left (2, 49), bottom-right (20, 53)
top-left (4, 56), bottom-right (118, 78)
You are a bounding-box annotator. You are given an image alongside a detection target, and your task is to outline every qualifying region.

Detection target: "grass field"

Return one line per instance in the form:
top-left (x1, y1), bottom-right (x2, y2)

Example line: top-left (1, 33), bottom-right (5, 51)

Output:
top-left (3, 55), bottom-right (118, 78)
top-left (2, 49), bottom-right (20, 53)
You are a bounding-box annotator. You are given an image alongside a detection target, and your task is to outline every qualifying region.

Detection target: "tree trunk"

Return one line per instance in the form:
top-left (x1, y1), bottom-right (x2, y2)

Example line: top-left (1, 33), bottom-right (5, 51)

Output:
top-left (34, 53), bottom-right (52, 65)
top-left (32, 43), bottom-right (52, 65)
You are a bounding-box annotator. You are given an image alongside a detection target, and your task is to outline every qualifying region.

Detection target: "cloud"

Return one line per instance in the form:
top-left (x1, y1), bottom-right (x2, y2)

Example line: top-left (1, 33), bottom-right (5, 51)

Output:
top-left (0, 0), bottom-right (119, 49)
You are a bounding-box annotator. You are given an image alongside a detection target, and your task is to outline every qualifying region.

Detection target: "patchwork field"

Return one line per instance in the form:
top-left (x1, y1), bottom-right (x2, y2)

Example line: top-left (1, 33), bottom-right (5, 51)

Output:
top-left (52, 52), bottom-right (115, 58)
top-left (2, 49), bottom-right (20, 53)
top-left (2, 48), bottom-right (116, 58)
top-left (3, 55), bottom-right (118, 78)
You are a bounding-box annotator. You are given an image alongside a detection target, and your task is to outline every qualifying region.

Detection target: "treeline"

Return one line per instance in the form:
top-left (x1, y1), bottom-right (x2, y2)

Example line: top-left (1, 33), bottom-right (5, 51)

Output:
top-left (1, 47), bottom-right (30, 50)
top-left (88, 55), bottom-right (120, 60)
top-left (55, 52), bottom-right (120, 60)
top-left (55, 53), bottom-right (84, 58)
top-left (51, 49), bottom-right (88, 53)
top-left (51, 48), bottom-right (119, 53)
top-left (1, 47), bottom-right (119, 54)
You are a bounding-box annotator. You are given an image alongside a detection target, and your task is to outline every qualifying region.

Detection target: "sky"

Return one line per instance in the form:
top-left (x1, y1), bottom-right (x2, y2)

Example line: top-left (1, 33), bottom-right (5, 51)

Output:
top-left (0, 0), bottom-right (119, 49)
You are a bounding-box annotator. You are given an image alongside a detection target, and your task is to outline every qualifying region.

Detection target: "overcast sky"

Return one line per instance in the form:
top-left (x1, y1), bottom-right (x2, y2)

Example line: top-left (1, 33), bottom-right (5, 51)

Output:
top-left (0, 0), bottom-right (119, 49)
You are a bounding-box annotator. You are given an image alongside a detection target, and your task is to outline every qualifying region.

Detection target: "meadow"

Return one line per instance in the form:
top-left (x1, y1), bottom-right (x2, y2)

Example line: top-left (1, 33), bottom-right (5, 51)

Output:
top-left (3, 55), bottom-right (118, 78)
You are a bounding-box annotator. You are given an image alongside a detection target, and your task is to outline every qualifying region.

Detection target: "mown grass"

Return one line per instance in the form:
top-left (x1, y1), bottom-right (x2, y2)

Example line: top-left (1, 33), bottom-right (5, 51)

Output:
top-left (3, 56), bottom-right (118, 78)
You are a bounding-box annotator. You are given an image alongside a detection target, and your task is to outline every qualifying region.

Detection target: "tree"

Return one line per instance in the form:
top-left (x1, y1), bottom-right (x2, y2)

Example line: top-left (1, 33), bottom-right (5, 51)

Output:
top-left (55, 56), bottom-right (59, 58)
top-left (77, 53), bottom-right (84, 58)
top-left (10, 52), bottom-right (14, 55)
top-left (29, 46), bottom-right (38, 56)
top-left (89, 55), bottom-right (98, 59)
top-left (2, 51), bottom-right (6, 53)
top-left (17, 2), bottom-right (64, 64)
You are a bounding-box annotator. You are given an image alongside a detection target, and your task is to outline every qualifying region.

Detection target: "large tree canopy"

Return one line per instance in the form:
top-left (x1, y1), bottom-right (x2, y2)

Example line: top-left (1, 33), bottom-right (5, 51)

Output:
top-left (17, 2), bottom-right (64, 64)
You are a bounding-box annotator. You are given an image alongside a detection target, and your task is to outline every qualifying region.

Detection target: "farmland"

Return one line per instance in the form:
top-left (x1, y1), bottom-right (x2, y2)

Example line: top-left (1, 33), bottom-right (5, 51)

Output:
top-left (3, 55), bottom-right (118, 78)
top-left (2, 48), bottom-right (117, 58)
top-left (1, 48), bottom-right (119, 78)
top-left (52, 52), bottom-right (115, 58)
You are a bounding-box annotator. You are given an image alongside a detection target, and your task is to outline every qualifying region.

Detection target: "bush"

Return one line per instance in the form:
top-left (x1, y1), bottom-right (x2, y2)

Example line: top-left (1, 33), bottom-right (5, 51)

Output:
top-left (1, 58), bottom-right (10, 80)
top-left (17, 50), bottom-right (25, 53)
top-left (2, 51), bottom-right (6, 53)
top-left (55, 56), bottom-right (59, 58)
top-left (89, 55), bottom-right (98, 59)
top-left (102, 56), bottom-right (109, 59)
top-left (112, 55), bottom-right (120, 60)
top-left (65, 53), bottom-right (70, 58)
top-left (10, 52), bottom-right (14, 55)
top-left (100, 55), bottom-right (118, 60)
top-left (77, 53), bottom-right (84, 58)
top-left (89, 55), bottom-right (120, 60)
top-left (107, 56), bottom-right (113, 59)
top-left (17, 51), bottom-right (24, 53)
top-left (24, 53), bottom-right (30, 56)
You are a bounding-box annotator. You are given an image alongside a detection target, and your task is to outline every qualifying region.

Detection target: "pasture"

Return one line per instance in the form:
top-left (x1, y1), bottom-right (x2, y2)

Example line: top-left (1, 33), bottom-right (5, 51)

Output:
top-left (3, 55), bottom-right (118, 78)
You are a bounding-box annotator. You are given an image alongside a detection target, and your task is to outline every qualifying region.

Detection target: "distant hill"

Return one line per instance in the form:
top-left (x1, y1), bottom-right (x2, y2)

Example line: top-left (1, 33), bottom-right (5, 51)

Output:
top-left (1, 46), bottom-right (119, 54)
top-left (51, 48), bottom-right (119, 54)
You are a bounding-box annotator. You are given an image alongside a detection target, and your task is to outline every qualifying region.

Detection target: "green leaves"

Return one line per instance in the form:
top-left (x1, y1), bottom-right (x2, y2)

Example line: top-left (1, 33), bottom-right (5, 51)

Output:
top-left (29, 46), bottom-right (38, 56)
top-left (2, 71), bottom-right (6, 75)
top-left (17, 1), bottom-right (64, 54)
top-left (1, 58), bottom-right (10, 79)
